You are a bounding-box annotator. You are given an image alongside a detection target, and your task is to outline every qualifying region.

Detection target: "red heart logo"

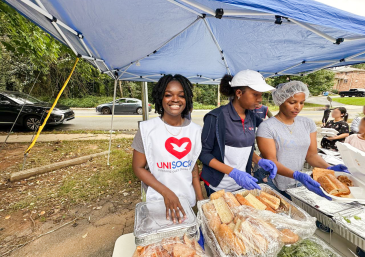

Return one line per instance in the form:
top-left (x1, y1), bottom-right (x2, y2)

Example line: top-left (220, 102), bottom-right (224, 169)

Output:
top-left (165, 137), bottom-right (192, 159)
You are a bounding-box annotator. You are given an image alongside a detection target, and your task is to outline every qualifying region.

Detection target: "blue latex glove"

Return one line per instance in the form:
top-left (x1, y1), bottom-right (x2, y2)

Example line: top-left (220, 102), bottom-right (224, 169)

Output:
top-left (293, 171), bottom-right (332, 200)
top-left (328, 164), bottom-right (350, 173)
top-left (229, 168), bottom-right (261, 190)
top-left (258, 159), bottom-right (277, 179)
top-left (198, 228), bottom-right (205, 250)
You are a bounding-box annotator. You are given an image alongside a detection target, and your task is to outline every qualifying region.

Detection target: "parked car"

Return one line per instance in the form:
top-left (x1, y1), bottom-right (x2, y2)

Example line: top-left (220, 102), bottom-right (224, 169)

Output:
top-left (339, 88), bottom-right (365, 97)
top-left (0, 91), bottom-right (75, 131)
top-left (96, 98), bottom-right (152, 115)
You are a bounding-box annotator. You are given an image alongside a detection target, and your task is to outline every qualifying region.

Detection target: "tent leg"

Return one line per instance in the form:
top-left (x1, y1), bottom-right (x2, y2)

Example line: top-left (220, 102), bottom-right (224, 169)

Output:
top-left (107, 79), bottom-right (118, 165)
top-left (142, 81), bottom-right (149, 121)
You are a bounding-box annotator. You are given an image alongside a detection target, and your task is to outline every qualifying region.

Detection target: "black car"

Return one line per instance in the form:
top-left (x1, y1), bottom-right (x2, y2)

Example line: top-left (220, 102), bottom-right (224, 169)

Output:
top-left (0, 91), bottom-right (75, 131)
top-left (96, 98), bottom-right (152, 115)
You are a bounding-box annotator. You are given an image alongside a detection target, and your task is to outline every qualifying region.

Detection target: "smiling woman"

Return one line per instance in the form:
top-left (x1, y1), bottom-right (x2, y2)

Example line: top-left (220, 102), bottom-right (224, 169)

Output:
top-left (131, 74), bottom-right (203, 224)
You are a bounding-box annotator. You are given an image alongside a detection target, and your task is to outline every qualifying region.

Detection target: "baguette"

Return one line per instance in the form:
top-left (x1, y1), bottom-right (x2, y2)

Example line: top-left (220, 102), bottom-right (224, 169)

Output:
top-left (318, 174), bottom-right (350, 196)
top-left (312, 167), bottom-right (335, 181)
top-left (259, 191), bottom-right (280, 210)
top-left (172, 244), bottom-right (196, 257)
top-left (245, 193), bottom-right (267, 210)
top-left (217, 224), bottom-right (246, 255)
top-left (279, 229), bottom-right (299, 244)
top-left (255, 196), bottom-right (276, 213)
top-left (235, 218), bottom-right (267, 254)
top-left (213, 197), bottom-right (234, 224)
top-left (223, 192), bottom-right (240, 208)
top-left (227, 222), bottom-right (235, 232)
top-left (202, 202), bottom-right (221, 232)
top-left (210, 189), bottom-right (225, 200)
top-left (235, 194), bottom-right (255, 208)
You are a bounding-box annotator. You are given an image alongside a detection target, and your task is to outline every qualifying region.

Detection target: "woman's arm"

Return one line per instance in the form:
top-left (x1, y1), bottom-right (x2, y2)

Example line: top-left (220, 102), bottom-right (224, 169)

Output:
top-left (327, 133), bottom-right (350, 141)
top-left (192, 163), bottom-right (204, 201)
top-left (306, 132), bottom-right (330, 168)
top-left (257, 137), bottom-right (295, 178)
top-left (252, 152), bottom-right (261, 164)
top-left (132, 150), bottom-right (186, 222)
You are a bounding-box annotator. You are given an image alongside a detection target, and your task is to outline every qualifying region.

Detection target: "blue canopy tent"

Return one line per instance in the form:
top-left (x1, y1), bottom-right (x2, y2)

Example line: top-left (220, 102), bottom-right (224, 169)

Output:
top-left (4, 0), bottom-right (365, 162)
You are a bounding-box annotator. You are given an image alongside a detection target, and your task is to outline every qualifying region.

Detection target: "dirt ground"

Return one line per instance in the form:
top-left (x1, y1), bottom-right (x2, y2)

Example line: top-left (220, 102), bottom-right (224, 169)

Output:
top-left (0, 139), bottom-right (140, 257)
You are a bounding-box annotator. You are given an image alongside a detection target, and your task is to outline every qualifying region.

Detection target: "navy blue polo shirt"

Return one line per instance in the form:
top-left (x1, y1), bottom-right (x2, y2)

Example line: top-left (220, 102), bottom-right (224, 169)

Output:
top-left (208, 101), bottom-right (256, 191)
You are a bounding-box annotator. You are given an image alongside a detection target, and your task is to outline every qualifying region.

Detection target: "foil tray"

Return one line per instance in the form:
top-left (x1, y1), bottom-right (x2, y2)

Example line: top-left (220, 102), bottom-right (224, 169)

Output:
top-left (333, 206), bottom-right (365, 240)
top-left (197, 184), bottom-right (316, 257)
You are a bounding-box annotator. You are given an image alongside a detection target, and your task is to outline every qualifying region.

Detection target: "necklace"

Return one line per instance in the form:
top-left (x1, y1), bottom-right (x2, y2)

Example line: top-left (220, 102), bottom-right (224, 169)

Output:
top-left (162, 117), bottom-right (183, 137)
top-left (276, 115), bottom-right (295, 134)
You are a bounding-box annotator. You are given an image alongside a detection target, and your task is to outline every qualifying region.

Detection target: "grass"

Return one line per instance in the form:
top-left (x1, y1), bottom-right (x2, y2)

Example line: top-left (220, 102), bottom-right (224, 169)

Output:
top-left (333, 97), bottom-right (365, 106)
top-left (1, 138), bottom-right (138, 213)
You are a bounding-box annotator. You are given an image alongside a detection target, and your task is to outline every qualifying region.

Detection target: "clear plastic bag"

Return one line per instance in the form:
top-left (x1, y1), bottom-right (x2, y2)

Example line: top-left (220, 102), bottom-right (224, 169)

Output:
top-left (197, 185), bottom-right (317, 257)
top-left (132, 234), bottom-right (207, 257)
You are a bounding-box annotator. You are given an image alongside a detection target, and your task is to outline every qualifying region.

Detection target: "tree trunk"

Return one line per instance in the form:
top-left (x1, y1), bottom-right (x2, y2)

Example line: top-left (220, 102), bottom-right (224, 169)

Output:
top-left (119, 80), bottom-right (123, 97)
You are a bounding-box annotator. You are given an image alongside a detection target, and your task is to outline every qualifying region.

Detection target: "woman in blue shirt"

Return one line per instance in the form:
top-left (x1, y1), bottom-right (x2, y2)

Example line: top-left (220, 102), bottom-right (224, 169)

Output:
top-left (199, 70), bottom-right (278, 196)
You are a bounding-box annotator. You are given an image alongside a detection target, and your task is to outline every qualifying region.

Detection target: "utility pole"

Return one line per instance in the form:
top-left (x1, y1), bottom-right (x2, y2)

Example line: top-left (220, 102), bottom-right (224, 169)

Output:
top-left (118, 80), bottom-right (123, 97)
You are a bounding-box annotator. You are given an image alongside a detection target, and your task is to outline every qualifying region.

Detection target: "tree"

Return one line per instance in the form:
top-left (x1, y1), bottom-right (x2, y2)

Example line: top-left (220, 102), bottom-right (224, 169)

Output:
top-left (267, 69), bottom-right (335, 96)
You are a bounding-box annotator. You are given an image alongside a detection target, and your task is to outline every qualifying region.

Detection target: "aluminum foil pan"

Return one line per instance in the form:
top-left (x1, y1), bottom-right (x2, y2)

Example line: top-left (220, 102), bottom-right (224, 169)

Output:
top-left (197, 184), bottom-right (317, 257)
top-left (134, 197), bottom-right (199, 246)
top-left (333, 206), bottom-right (365, 240)
top-left (286, 186), bottom-right (358, 216)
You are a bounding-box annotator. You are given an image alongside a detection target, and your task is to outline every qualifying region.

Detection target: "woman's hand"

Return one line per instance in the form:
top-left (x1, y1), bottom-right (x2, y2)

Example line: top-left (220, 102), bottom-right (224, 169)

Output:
top-left (258, 159), bottom-right (277, 179)
top-left (228, 169), bottom-right (261, 190)
top-left (162, 189), bottom-right (187, 224)
top-left (293, 171), bottom-right (331, 200)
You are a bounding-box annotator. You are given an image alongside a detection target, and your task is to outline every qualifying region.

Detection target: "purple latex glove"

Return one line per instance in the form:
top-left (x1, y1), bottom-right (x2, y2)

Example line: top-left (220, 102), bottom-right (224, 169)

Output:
top-left (293, 171), bottom-right (332, 200)
top-left (328, 164), bottom-right (350, 173)
top-left (258, 159), bottom-right (277, 179)
top-left (229, 168), bottom-right (261, 190)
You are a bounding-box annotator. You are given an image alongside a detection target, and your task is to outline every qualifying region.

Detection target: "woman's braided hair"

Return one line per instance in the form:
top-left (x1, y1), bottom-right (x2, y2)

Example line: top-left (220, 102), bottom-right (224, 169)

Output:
top-left (152, 74), bottom-right (193, 117)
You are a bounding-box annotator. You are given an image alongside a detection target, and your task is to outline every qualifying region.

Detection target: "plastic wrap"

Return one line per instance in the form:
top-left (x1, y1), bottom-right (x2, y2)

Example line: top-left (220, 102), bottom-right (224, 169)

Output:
top-left (333, 206), bottom-right (365, 239)
top-left (134, 198), bottom-right (199, 246)
top-left (197, 184), bottom-right (317, 257)
top-left (286, 186), bottom-right (358, 216)
top-left (132, 234), bottom-right (208, 257)
top-left (277, 236), bottom-right (342, 257)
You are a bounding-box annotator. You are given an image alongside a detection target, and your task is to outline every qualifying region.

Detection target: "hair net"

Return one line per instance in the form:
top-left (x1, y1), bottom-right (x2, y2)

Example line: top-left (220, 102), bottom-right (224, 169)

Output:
top-left (272, 81), bottom-right (310, 106)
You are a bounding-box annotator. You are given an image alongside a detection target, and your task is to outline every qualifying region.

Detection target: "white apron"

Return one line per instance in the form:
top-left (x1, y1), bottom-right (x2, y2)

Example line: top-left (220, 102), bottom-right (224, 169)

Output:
top-left (140, 117), bottom-right (202, 207)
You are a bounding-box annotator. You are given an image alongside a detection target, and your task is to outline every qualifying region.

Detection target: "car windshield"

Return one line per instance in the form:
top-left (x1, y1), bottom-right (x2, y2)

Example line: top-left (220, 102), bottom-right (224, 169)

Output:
top-left (3, 92), bottom-right (43, 104)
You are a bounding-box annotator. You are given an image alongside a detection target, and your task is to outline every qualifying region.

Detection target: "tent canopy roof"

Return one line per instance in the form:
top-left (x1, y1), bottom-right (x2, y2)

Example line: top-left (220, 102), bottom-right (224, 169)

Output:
top-left (5, 0), bottom-right (365, 83)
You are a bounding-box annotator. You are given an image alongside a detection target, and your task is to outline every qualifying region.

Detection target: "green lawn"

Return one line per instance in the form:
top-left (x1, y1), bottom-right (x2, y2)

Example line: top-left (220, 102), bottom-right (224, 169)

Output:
top-left (333, 97), bottom-right (365, 106)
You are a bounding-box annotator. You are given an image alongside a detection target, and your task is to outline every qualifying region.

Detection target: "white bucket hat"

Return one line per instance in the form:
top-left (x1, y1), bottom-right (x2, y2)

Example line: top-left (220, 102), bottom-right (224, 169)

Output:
top-left (229, 70), bottom-right (274, 92)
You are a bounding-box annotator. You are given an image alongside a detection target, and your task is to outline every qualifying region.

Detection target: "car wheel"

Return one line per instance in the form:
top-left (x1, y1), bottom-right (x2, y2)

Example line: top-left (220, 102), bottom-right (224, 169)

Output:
top-left (136, 107), bottom-right (143, 115)
top-left (24, 116), bottom-right (41, 131)
top-left (102, 107), bottom-right (111, 115)
top-left (340, 94), bottom-right (345, 97)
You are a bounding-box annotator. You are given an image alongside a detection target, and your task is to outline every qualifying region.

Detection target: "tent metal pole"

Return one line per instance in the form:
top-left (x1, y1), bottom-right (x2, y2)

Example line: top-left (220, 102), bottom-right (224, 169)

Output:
top-left (51, 20), bottom-right (78, 55)
top-left (344, 36), bottom-right (365, 42)
top-left (218, 16), bottom-right (292, 23)
top-left (21, 0), bottom-right (78, 36)
top-left (142, 82), bottom-right (149, 121)
top-left (81, 55), bottom-right (105, 62)
top-left (107, 78), bottom-right (118, 166)
top-left (223, 9), bottom-right (272, 16)
top-left (202, 19), bottom-right (231, 74)
top-left (289, 19), bottom-right (336, 43)
top-left (305, 60), bottom-right (337, 63)
top-left (165, 0), bottom-right (203, 17)
top-left (350, 58), bottom-right (365, 62)
top-left (276, 62), bottom-right (303, 74)
top-left (179, 0), bottom-right (215, 16)
top-left (78, 37), bottom-right (101, 72)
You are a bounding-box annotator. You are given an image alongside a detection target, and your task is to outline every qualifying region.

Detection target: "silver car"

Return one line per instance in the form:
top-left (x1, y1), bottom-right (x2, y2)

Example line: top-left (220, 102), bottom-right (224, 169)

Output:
top-left (96, 98), bottom-right (152, 115)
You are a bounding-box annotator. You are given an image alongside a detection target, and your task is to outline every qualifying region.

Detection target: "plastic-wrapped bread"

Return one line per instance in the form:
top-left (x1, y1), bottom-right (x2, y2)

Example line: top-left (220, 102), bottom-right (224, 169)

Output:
top-left (259, 191), bottom-right (280, 210)
top-left (202, 202), bottom-right (221, 232)
top-left (256, 195), bottom-right (276, 213)
top-left (212, 197), bottom-right (234, 224)
top-left (216, 223), bottom-right (246, 255)
top-left (210, 189), bottom-right (225, 200)
top-left (245, 193), bottom-right (267, 210)
top-left (227, 222), bottom-right (235, 231)
top-left (235, 193), bottom-right (255, 208)
top-left (279, 229), bottom-right (300, 244)
top-left (223, 192), bottom-right (240, 208)
top-left (172, 244), bottom-right (196, 257)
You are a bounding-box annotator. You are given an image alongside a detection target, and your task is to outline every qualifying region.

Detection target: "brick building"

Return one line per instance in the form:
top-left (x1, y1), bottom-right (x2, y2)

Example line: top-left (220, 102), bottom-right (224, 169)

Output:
top-left (332, 67), bottom-right (365, 92)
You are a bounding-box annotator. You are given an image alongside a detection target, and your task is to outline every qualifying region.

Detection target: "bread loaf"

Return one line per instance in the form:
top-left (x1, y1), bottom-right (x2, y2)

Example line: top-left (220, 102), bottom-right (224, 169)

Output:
top-left (279, 229), bottom-right (299, 244)
top-left (202, 202), bottom-right (221, 232)
top-left (258, 191), bottom-right (280, 210)
top-left (235, 194), bottom-right (255, 208)
top-left (223, 192), bottom-right (240, 208)
top-left (216, 224), bottom-right (246, 255)
top-left (337, 175), bottom-right (353, 187)
top-left (212, 197), bottom-right (234, 224)
top-left (312, 167), bottom-right (335, 181)
top-left (318, 174), bottom-right (350, 196)
top-left (245, 193), bottom-right (267, 210)
top-left (255, 196), bottom-right (276, 213)
top-left (210, 189), bottom-right (225, 200)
